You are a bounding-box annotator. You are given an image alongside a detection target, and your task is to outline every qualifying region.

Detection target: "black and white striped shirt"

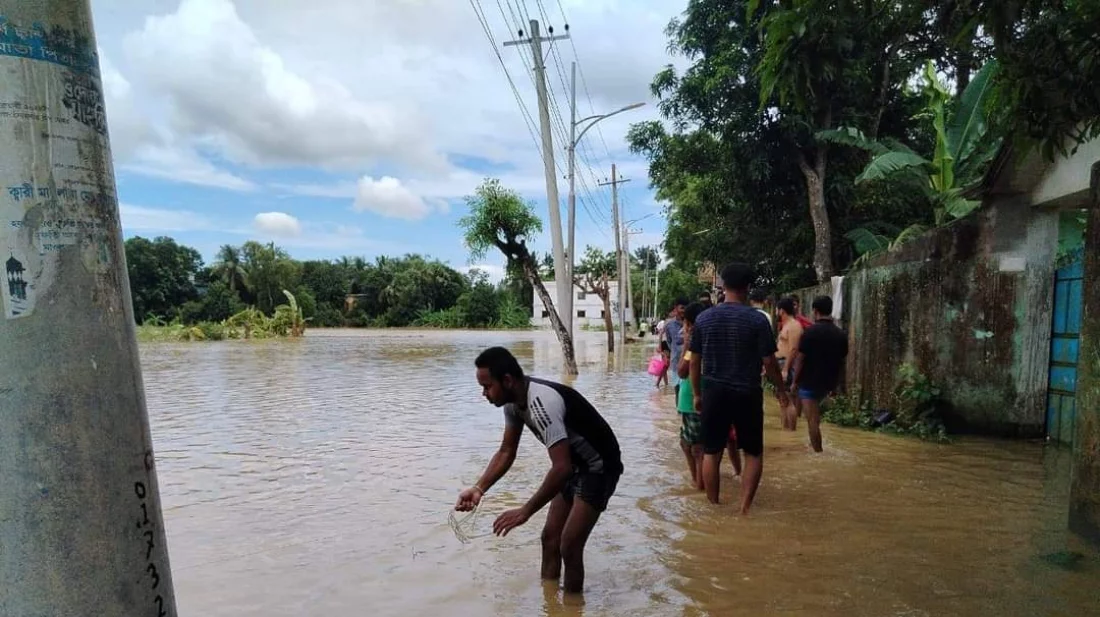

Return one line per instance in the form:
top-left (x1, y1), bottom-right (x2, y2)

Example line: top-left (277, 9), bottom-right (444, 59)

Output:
top-left (504, 377), bottom-right (623, 475)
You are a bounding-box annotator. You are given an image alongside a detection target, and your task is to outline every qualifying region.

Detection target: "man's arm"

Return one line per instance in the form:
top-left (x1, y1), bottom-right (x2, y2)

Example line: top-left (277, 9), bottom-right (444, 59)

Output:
top-left (522, 441), bottom-right (573, 516)
top-left (759, 319), bottom-right (790, 407)
top-left (763, 355), bottom-right (791, 408)
top-left (472, 421), bottom-right (522, 495)
top-left (689, 321), bottom-right (704, 408)
top-left (790, 351), bottom-right (806, 389)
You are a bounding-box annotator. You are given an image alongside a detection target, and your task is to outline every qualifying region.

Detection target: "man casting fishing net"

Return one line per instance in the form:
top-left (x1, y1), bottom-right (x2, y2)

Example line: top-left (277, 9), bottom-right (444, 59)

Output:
top-left (455, 346), bottom-right (623, 593)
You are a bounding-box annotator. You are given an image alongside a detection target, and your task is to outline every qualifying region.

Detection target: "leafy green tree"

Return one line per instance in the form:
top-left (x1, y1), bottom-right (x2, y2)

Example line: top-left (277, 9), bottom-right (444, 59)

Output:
top-left (458, 269), bottom-right (500, 327)
top-left (574, 246), bottom-right (618, 350)
top-left (821, 59), bottom-right (1002, 259)
top-left (633, 246), bottom-right (660, 271)
top-left (124, 236), bottom-right (203, 322)
top-left (459, 178), bottom-right (578, 374)
top-left (241, 241), bottom-right (301, 314)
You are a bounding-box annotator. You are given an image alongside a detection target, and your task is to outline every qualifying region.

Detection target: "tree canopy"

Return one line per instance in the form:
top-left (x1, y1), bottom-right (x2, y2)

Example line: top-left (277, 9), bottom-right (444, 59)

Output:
top-left (631, 0), bottom-right (1100, 288)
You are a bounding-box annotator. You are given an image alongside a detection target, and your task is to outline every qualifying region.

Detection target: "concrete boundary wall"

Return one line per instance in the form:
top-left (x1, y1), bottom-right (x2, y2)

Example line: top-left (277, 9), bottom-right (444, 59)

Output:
top-left (788, 198), bottom-right (1059, 436)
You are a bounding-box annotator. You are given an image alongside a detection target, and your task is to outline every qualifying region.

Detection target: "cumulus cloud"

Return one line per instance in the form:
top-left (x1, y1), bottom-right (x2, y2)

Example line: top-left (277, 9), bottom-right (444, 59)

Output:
top-left (253, 212), bottom-right (303, 237)
top-left (122, 0), bottom-right (446, 172)
top-left (353, 176), bottom-right (433, 220)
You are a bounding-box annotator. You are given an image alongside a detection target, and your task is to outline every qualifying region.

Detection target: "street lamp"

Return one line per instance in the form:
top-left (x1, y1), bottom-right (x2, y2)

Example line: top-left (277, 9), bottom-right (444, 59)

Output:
top-left (563, 60), bottom-right (645, 336)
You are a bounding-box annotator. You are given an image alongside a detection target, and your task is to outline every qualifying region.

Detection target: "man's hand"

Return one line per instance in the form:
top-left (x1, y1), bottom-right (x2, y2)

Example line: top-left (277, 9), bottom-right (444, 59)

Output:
top-left (493, 507), bottom-right (531, 536)
top-left (776, 389), bottom-right (791, 410)
top-left (455, 486), bottom-right (483, 512)
top-left (693, 394), bottom-right (703, 412)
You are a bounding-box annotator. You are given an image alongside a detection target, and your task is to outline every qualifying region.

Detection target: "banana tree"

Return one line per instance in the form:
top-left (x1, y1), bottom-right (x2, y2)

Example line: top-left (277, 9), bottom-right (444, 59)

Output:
top-left (820, 59), bottom-right (1001, 259)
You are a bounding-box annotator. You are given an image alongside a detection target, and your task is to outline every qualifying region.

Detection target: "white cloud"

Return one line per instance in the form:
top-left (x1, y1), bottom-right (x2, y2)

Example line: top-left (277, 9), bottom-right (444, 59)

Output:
top-left (120, 204), bottom-right (213, 232)
top-left (253, 212), bottom-right (303, 237)
top-left (121, 0), bottom-right (446, 173)
top-left (353, 176), bottom-right (433, 220)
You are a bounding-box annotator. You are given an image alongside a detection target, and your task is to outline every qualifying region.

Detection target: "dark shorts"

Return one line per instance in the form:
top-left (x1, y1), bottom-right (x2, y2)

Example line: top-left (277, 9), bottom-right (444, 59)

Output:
top-left (701, 383), bottom-right (764, 457)
top-left (562, 471), bottom-right (620, 513)
top-left (799, 387), bottom-right (828, 402)
top-left (679, 412), bottom-right (702, 446)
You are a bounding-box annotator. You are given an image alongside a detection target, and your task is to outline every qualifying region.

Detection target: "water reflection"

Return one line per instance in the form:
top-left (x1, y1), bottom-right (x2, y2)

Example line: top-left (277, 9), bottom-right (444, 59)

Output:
top-left (140, 329), bottom-right (1098, 616)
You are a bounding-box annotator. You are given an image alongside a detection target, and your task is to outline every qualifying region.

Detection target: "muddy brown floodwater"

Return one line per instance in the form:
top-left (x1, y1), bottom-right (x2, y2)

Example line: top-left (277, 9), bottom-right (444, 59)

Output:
top-left (140, 329), bottom-right (1098, 616)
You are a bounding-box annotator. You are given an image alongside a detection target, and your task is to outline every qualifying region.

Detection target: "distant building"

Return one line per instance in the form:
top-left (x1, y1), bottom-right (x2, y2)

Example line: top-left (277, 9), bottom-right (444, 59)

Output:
top-left (531, 279), bottom-right (632, 328)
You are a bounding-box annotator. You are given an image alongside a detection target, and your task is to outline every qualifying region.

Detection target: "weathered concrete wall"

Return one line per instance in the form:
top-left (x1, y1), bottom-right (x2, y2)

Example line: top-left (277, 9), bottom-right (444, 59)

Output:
top-left (1069, 164), bottom-right (1100, 544)
top-left (790, 197), bottom-right (1059, 436)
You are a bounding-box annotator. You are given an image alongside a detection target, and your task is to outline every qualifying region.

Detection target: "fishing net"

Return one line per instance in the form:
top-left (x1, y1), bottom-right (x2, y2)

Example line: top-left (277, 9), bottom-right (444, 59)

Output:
top-left (448, 500), bottom-right (491, 544)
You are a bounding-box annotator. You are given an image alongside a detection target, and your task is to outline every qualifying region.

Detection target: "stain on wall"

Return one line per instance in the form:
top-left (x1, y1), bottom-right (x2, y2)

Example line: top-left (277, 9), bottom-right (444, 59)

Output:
top-left (790, 199), bottom-right (1059, 436)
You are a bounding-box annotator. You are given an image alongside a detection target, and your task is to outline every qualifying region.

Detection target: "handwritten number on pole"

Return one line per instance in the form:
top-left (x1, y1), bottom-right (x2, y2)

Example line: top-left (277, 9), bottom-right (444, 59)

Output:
top-left (143, 530), bottom-right (155, 559)
top-left (140, 503), bottom-right (150, 526)
top-left (154, 595), bottom-right (166, 617)
top-left (147, 563), bottom-right (160, 589)
top-left (134, 482), bottom-right (147, 499)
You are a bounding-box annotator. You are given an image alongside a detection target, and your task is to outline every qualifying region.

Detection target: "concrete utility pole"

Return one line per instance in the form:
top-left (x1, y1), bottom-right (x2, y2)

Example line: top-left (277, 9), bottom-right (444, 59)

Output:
top-left (505, 20), bottom-right (570, 324)
top-left (567, 64), bottom-right (643, 338)
top-left (0, 1), bottom-right (177, 615)
top-left (599, 165), bottom-right (630, 348)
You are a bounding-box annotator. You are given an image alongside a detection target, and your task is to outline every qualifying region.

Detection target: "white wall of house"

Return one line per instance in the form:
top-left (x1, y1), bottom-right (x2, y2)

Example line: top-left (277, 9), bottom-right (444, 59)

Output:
top-left (531, 280), bottom-right (633, 328)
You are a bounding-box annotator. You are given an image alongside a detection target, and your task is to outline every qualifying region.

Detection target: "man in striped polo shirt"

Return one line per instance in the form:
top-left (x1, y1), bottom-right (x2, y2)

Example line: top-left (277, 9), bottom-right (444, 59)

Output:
top-left (689, 263), bottom-right (791, 514)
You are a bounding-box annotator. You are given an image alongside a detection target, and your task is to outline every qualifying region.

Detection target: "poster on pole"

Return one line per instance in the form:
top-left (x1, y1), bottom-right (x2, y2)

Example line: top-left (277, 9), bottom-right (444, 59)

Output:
top-left (0, 13), bottom-right (117, 320)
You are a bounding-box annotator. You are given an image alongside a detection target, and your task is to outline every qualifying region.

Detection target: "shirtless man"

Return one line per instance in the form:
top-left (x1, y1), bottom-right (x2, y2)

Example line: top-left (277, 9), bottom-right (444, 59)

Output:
top-left (456, 347), bottom-right (623, 593)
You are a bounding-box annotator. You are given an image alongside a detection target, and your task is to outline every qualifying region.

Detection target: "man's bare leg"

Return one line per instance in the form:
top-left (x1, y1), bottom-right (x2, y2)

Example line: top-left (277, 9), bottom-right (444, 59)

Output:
top-left (803, 398), bottom-right (824, 452)
top-left (739, 453), bottom-right (763, 515)
top-left (692, 444), bottom-right (705, 490)
top-left (702, 450), bottom-right (724, 504)
top-left (540, 495), bottom-right (570, 580)
top-left (680, 440), bottom-right (698, 485)
top-left (726, 439), bottom-right (742, 477)
top-left (560, 498), bottom-right (602, 594)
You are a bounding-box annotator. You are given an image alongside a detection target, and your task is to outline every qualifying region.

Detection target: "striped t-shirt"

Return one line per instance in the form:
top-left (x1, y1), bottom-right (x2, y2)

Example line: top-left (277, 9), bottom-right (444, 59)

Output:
top-left (504, 377), bottom-right (623, 475)
top-left (689, 302), bottom-right (777, 391)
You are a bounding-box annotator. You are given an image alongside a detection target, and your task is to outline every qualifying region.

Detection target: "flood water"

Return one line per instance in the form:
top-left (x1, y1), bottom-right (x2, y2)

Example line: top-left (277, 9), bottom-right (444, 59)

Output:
top-left (140, 329), bottom-right (1098, 616)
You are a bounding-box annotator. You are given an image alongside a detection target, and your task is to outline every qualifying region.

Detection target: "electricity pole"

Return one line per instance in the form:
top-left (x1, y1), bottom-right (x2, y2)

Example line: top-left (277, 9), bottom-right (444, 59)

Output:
top-left (0, 1), bottom-right (177, 615)
top-left (504, 20), bottom-right (570, 325)
top-left (599, 166), bottom-right (630, 347)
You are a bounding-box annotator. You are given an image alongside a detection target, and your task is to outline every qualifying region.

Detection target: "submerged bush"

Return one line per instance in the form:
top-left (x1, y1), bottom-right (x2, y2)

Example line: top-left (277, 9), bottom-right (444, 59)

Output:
top-left (821, 364), bottom-right (949, 442)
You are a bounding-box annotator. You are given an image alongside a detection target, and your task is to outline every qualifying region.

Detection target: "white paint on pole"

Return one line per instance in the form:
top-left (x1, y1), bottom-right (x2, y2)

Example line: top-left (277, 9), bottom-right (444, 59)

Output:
top-left (0, 1), bottom-right (177, 615)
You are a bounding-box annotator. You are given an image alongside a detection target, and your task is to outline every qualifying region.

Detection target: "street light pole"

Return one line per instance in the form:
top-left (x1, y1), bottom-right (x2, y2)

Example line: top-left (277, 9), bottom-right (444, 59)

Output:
top-left (565, 61), bottom-right (643, 338)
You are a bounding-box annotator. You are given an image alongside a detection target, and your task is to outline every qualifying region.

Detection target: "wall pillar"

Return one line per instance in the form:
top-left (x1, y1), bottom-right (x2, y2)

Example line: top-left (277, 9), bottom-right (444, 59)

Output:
top-left (1070, 162), bottom-right (1100, 544)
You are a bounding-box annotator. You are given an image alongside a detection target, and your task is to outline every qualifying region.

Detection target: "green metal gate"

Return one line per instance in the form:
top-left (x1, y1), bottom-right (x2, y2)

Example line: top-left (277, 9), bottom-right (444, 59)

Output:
top-left (1047, 257), bottom-right (1084, 444)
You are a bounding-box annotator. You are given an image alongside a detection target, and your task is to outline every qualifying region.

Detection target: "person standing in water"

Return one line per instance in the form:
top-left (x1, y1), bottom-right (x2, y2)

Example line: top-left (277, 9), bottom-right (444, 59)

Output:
top-left (690, 263), bottom-right (790, 513)
top-left (456, 347), bottom-right (623, 594)
top-left (775, 297), bottom-right (804, 430)
top-left (791, 296), bottom-right (849, 452)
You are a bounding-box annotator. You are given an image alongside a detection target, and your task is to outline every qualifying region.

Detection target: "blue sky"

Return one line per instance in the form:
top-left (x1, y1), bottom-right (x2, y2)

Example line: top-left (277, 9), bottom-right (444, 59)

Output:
top-left (93, 0), bottom-right (685, 281)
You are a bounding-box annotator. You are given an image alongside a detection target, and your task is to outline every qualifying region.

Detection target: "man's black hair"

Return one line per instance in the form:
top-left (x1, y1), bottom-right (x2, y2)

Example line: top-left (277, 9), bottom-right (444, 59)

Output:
top-left (674, 296), bottom-right (690, 308)
top-left (749, 288), bottom-right (768, 304)
top-left (475, 346), bottom-right (525, 382)
top-left (777, 297), bottom-right (796, 315)
top-left (812, 295), bottom-right (834, 316)
top-left (698, 291), bottom-right (712, 299)
top-left (720, 262), bottom-right (754, 291)
top-left (684, 302), bottom-right (706, 325)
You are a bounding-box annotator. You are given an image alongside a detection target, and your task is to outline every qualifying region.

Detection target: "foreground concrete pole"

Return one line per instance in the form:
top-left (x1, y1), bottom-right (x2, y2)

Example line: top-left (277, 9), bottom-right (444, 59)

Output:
top-left (1070, 163), bottom-right (1100, 545)
top-left (0, 2), bottom-right (177, 615)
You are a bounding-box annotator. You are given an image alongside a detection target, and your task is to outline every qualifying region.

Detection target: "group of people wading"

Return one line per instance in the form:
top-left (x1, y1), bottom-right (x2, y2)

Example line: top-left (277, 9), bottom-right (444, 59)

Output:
top-left (454, 262), bottom-right (847, 595)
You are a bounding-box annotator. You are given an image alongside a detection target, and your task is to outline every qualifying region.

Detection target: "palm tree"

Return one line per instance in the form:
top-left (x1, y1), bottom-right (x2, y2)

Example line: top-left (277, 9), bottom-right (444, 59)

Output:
top-left (212, 244), bottom-right (249, 293)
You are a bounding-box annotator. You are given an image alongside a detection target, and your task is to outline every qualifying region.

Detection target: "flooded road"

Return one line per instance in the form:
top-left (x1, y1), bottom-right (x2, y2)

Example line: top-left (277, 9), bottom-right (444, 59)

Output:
top-left (140, 329), bottom-right (1098, 616)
